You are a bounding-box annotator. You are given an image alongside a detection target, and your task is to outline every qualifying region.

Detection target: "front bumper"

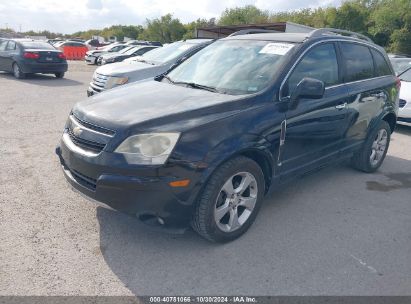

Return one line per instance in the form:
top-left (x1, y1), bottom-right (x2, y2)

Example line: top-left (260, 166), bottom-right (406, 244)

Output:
top-left (398, 101), bottom-right (411, 122)
top-left (56, 136), bottom-right (201, 228)
top-left (85, 55), bottom-right (97, 64)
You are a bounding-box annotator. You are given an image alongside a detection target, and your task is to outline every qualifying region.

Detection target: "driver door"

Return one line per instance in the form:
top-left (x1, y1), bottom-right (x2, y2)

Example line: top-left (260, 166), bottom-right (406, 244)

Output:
top-left (279, 42), bottom-right (350, 180)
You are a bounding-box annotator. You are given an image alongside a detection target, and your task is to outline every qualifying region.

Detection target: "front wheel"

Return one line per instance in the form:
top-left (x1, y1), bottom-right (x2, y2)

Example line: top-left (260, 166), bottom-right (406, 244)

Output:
top-left (55, 72), bottom-right (65, 78)
top-left (351, 120), bottom-right (391, 173)
top-left (13, 63), bottom-right (25, 79)
top-left (192, 156), bottom-right (265, 243)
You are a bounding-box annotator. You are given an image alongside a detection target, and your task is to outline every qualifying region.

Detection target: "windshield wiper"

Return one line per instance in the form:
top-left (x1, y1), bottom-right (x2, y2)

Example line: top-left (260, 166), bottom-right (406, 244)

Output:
top-left (162, 76), bottom-right (223, 93)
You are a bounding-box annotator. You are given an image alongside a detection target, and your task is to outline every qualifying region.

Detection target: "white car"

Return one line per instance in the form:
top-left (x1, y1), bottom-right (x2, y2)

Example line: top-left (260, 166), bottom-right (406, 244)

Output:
top-left (390, 58), bottom-right (411, 124)
top-left (84, 44), bottom-right (128, 65)
top-left (398, 68), bottom-right (411, 124)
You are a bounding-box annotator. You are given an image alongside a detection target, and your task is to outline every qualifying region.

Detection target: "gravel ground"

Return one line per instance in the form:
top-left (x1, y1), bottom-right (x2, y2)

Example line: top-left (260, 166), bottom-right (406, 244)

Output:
top-left (0, 61), bottom-right (410, 296)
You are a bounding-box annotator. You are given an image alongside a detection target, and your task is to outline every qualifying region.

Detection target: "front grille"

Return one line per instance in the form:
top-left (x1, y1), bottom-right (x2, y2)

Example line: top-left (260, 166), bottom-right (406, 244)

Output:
top-left (72, 114), bottom-right (115, 136)
top-left (399, 99), bottom-right (407, 108)
top-left (92, 73), bottom-right (108, 89)
top-left (67, 128), bottom-right (106, 153)
top-left (70, 169), bottom-right (97, 191)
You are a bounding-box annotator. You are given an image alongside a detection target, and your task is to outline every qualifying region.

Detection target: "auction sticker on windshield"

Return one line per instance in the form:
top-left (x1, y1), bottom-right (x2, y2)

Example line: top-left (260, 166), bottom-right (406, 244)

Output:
top-left (259, 42), bottom-right (294, 55)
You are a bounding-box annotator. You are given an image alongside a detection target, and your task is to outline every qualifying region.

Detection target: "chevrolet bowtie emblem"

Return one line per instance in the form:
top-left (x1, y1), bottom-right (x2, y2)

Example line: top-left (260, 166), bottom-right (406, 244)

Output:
top-left (73, 126), bottom-right (83, 136)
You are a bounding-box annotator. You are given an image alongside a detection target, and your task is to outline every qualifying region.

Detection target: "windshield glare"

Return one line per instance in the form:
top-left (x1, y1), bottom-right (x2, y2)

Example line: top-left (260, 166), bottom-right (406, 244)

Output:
top-left (391, 58), bottom-right (411, 75)
top-left (400, 69), bottom-right (411, 82)
top-left (119, 46), bottom-right (135, 54)
top-left (141, 42), bottom-right (196, 64)
top-left (167, 40), bottom-right (294, 95)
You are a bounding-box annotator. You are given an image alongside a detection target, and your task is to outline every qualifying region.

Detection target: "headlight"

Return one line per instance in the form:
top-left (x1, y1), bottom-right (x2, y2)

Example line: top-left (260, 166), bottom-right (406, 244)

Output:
top-left (115, 133), bottom-right (180, 165)
top-left (105, 76), bottom-right (128, 88)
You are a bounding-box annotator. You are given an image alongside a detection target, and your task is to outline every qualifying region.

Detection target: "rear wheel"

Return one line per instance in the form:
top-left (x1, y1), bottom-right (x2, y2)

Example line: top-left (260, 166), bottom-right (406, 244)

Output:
top-left (192, 156), bottom-right (265, 243)
top-left (13, 63), bottom-right (25, 79)
top-left (351, 120), bottom-right (391, 173)
top-left (55, 72), bottom-right (65, 78)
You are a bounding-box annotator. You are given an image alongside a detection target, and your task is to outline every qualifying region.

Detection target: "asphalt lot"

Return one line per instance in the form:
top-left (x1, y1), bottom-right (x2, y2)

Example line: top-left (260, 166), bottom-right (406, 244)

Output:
top-left (0, 61), bottom-right (410, 296)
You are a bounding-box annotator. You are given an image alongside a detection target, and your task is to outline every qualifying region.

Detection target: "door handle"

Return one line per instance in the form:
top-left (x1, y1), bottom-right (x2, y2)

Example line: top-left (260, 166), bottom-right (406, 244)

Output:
top-left (335, 102), bottom-right (347, 109)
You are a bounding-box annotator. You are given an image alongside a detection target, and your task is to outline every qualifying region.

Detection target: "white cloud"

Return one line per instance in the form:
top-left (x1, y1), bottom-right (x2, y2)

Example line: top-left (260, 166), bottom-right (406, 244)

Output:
top-left (1, 0), bottom-right (343, 34)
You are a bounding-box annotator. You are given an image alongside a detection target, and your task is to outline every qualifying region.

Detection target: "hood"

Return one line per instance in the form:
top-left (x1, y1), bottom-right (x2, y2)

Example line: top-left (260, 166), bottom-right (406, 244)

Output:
top-left (94, 60), bottom-right (157, 76)
top-left (73, 80), bottom-right (243, 131)
top-left (400, 81), bottom-right (411, 101)
top-left (87, 49), bottom-right (107, 56)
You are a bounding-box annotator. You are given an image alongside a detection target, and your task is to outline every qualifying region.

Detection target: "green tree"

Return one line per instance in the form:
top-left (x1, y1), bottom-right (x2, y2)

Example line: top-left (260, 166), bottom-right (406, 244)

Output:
top-left (331, 1), bottom-right (370, 34)
top-left (218, 5), bottom-right (269, 25)
top-left (139, 14), bottom-right (186, 43)
top-left (183, 18), bottom-right (216, 39)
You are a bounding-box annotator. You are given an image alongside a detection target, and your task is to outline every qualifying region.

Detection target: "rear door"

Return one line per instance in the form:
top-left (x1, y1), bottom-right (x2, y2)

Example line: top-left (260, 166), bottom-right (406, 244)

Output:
top-left (3, 41), bottom-right (19, 71)
top-left (279, 42), bottom-right (350, 179)
top-left (0, 40), bottom-right (8, 70)
top-left (339, 42), bottom-right (395, 153)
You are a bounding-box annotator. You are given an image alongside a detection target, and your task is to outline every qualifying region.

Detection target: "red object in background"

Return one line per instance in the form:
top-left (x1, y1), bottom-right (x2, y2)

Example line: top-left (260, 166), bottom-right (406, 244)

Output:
top-left (62, 46), bottom-right (88, 60)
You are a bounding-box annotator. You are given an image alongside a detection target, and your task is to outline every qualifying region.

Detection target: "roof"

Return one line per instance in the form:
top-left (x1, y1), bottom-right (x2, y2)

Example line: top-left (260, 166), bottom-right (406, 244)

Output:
top-left (184, 39), bottom-right (213, 44)
top-left (224, 32), bottom-right (310, 43)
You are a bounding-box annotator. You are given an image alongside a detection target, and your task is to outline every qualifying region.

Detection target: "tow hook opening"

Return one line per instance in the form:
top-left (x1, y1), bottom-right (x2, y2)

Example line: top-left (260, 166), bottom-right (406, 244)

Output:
top-left (139, 214), bottom-right (165, 226)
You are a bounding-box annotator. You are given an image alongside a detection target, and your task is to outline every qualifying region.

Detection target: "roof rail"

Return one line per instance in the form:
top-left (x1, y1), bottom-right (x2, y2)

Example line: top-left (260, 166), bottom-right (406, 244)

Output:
top-left (229, 29), bottom-right (280, 37)
top-left (309, 28), bottom-right (373, 43)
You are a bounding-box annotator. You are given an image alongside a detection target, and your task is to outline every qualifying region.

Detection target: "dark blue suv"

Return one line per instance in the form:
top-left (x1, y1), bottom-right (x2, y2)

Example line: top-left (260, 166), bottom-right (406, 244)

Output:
top-left (56, 28), bottom-right (399, 242)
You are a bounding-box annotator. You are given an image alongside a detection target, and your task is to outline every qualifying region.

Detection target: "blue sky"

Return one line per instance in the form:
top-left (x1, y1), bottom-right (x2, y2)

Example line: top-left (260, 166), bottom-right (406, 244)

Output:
top-left (0, 0), bottom-right (343, 34)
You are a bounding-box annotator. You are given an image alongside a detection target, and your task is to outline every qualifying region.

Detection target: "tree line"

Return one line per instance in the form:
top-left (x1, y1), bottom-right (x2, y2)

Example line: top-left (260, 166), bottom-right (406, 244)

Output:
top-left (2, 0), bottom-right (410, 54)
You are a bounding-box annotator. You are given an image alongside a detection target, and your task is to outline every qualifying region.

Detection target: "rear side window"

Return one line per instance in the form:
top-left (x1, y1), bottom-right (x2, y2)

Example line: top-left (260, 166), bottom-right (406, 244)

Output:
top-left (0, 40), bottom-right (8, 51)
top-left (285, 43), bottom-right (339, 96)
top-left (6, 41), bottom-right (16, 50)
top-left (340, 42), bottom-right (374, 82)
top-left (371, 49), bottom-right (392, 76)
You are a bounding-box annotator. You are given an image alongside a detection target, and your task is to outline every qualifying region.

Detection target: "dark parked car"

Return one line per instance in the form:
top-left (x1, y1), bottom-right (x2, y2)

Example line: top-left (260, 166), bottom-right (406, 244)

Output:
top-left (0, 39), bottom-right (68, 78)
top-left (97, 45), bottom-right (158, 65)
top-left (56, 29), bottom-right (399, 242)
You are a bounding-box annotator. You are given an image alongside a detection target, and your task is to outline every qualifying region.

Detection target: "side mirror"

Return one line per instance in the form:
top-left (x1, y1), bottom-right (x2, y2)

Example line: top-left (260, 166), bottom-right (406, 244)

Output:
top-left (289, 77), bottom-right (325, 110)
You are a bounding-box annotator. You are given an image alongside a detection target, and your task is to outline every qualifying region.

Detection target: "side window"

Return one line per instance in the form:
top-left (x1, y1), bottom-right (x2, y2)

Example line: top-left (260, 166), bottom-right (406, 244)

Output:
top-left (371, 49), bottom-right (392, 76)
top-left (285, 43), bottom-right (339, 96)
top-left (135, 48), bottom-right (148, 55)
top-left (340, 42), bottom-right (374, 82)
top-left (0, 40), bottom-right (8, 51)
top-left (6, 41), bottom-right (16, 51)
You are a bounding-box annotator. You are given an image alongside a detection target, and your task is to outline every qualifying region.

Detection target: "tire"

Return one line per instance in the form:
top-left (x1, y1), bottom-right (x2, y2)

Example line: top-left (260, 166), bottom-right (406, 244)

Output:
top-left (13, 63), bottom-right (25, 79)
top-left (351, 120), bottom-right (391, 173)
top-left (192, 156), bottom-right (265, 243)
top-left (55, 72), bottom-right (65, 78)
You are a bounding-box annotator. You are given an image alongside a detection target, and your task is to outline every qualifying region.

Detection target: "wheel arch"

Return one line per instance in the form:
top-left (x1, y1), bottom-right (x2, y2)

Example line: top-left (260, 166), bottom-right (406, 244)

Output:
top-left (382, 112), bottom-right (397, 133)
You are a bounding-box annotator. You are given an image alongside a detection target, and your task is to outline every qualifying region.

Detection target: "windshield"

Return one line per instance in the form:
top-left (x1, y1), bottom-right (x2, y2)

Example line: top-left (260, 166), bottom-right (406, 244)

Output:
top-left (400, 69), bottom-right (411, 82)
top-left (166, 39), bottom-right (294, 95)
top-left (390, 58), bottom-right (411, 75)
top-left (119, 46), bottom-right (135, 54)
top-left (140, 42), bottom-right (198, 64)
top-left (21, 42), bottom-right (56, 50)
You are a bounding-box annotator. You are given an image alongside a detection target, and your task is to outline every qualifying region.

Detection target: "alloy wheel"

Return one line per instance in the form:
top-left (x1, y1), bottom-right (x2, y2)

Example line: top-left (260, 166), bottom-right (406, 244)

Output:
top-left (214, 172), bottom-right (258, 233)
top-left (370, 129), bottom-right (388, 166)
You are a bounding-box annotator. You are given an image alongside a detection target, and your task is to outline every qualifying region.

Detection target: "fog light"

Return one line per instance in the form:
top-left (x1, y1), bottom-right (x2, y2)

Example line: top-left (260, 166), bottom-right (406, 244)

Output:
top-left (157, 217), bottom-right (165, 225)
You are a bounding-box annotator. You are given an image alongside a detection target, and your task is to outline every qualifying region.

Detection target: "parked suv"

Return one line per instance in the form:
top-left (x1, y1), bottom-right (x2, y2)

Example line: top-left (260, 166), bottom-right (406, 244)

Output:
top-left (56, 29), bottom-right (399, 242)
top-left (86, 39), bottom-right (213, 96)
